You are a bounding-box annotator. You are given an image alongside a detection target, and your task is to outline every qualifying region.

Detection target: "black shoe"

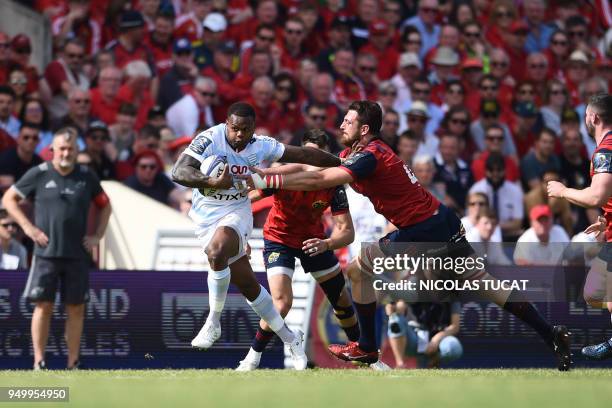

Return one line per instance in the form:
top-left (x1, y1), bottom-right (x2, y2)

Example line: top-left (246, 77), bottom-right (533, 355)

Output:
top-left (552, 325), bottom-right (572, 371)
top-left (34, 360), bottom-right (48, 371)
top-left (582, 338), bottom-right (612, 361)
top-left (67, 360), bottom-right (81, 370)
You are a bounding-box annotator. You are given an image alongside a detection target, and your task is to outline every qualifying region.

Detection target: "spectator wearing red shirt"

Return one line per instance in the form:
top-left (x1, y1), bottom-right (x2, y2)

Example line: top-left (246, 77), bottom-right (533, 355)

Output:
top-left (116, 60), bottom-right (155, 130)
top-left (144, 9), bottom-right (176, 78)
top-left (246, 76), bottom-right (280, 137)
top-left (296, 2), bottom-right (326, 56)
top-left (484, 0), bottom-right (518, 49)
top-left (233, 50), bottom-right (273, 90)
top-left (44, 39), bottom-right (90, 121)
top-left (174, 0), bottom-right (213, 42)
top-left (240, 23), bottom-right (278, 75)
top-left (138, 0), bottom-right (163, 31)
top-left (90, 66), bottom-right (122, 126)
top-left (472, 124), bottom-right (520, 183)
top-left (8, 35), bottom-right (41, 97)
top-left (525, 52), bottom-right (550, 105)
top-left (354, 52), bottom-right (379, 101)
top-left (106, 11), bottom-right (153, 70)
top-left (227, 0), bottom-right (278, 46)
top-left (279, 17), bottom-right (310, 73)
top-left (51, 0), bottom-right (102, 55)
top-left (330, 48), bottom-right (365, 112)
top-left (501, 20), bottom-right (530, 82)
top-left (460, 57), bottom-right (484, 99)
top-left (360, 19), bottom-right (399, 81)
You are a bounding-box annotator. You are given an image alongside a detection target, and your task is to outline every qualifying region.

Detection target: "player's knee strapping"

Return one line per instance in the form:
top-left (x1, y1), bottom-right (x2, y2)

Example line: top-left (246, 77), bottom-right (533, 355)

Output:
top-left (319, 272), bottom-right (345, 307)
top-left (319, 273), bottom-right (360, 342)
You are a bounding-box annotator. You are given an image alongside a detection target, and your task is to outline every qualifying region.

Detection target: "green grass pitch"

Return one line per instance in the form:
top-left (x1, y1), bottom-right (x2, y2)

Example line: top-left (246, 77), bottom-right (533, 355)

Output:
top-left (1, 369), bottom-right (612, 408)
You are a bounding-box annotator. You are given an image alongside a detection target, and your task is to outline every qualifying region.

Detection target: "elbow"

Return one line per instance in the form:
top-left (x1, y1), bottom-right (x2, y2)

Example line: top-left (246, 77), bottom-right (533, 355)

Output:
top-left (593, 195), bottom-right (607, 208)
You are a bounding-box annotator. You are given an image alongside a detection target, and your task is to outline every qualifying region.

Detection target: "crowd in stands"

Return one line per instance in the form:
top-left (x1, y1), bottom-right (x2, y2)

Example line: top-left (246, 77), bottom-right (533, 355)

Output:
top-left (0, 0), bottom-right (611, 268)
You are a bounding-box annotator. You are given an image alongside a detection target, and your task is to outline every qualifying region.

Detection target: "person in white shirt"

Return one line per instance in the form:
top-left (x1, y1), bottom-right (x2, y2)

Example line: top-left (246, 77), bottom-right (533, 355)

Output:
top-left (166, 76), bottom-right (216, 137)
top-left (462, 191), bottom-right (502, 242)
top-left (466, 208), bottom-right (511, 265)
top-left (514, 204), bottom-right (570, 265)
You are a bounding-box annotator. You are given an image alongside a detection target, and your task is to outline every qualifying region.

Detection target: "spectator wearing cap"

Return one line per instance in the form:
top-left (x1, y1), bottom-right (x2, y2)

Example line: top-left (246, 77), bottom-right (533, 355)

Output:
top-left (391, 52), bottom-right (422, 113)
top-left (525, 53), bottom-right (550, 103)
top-left (0, 85), bottom-right (21, 139)
top-left (460, 58), bottom-right (484, 105)
top-left (0, 208), bottom-right (28, 269)
top-left (354, 53), bottom-right (379, 101)
top-left (174, 0), bottom-right (213, 42)
top-left (105, 10), bottom-right (153, 70)
top-left (514, 204), bottom-right (570, 265)
top-left (524, 169), bottom-right (573, 235)
top-left (84, 121), bottom-right (116, 180)
top-left (564, 50), bottom-right (591, 106)
top-left (241, 24), bottom-right (279, 75)
top-left (484, 0), bottom-right (518, 49)
top-left (108, 102), bottom-right (138, 162)
top-left (523, 0), bottom-right (556, 53)
top-left (90, 66), bottom-right (122, 127)
top-left (360, 19), bottom-right (399, 80)
top-left (9, 34), bottom-right (42, 97)
top-left (0, 122), bottom-right (43, 183)
top-left (559, 106), bottom-right (594, 156)
top-left (157, 38), bottom-right (197, 112)
top-left (540, 79), bottom-right (570, 136)
top-left (401, 0), bottom-right (441, 58)
top-left (116, 60), bottom-right (155, 130)
top-left (441, 79), bottom-right (465, 113)
top-left (280, 17), bottom-right (310, 73)
top-left (144, 9), bottom-right (176, 77)
top-left (425, 23), bottom-right (462, 70)
top-left (520, 127), bottom-right (561, 191)
top-left (471, 123), bottom-right (520, 183)
top-left (201, 40), bottom-right (248, 117)
top-left (433, 133), bottom-right (474, 212)
top-left (429, 46), bottom-right (460, 105)
top-left (501, 20), bottom-right (530, 81)
top-left (193, 12), bottom-right (228, 70)
top-left (166, 76), bottom-right (216, 138)
top-left (246, 76), bottom-right (281, 136)
top-left (400, 76), bottom-right (444, 137)
top-left (52, 88), bottom-right (92, 146)
top-left (509, 100), bottom-right (541, 157)
top-left (405, 100), bottom-right (439, 158)
top-left (232, 49), bottom-right (274, 90)
top-left (469, 152), bottom-right (524, 241)
top-left (316, 17), bottom-right (351, 74)
top-left (330, 48), bottom-right (366, 112)
top-left (51, 0), bottom-right (101, 55)
top-left (470, 99), bottom-right (516, 157)
top-left (124, 149), bottom-right (181, 208)
top-left (44, 39), bottom-right (90, 121)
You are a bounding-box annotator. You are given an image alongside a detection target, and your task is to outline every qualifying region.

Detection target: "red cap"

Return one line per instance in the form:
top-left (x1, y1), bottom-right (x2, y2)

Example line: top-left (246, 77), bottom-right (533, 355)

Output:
top-left (530, 204), bottom-right (552, 221)
top-left (167, 136), bottom-right (192, 151)
top-left (131, 149), bottom-right (164, 170)
top-left (11, 34), bottom-right (31, 52)
top-left (509, 20), bottom-right (529, 34)
top-left (461, 57), bottom-right (483, 70)
top-left (369, 19), bottom-right (389, 36)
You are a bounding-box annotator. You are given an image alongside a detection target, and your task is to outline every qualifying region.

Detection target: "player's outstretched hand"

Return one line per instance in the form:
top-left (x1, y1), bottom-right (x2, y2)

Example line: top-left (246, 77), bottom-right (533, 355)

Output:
top-left (209, 165), bottom-right (233, 190)
top-left (585, 215), bottom-right (606, 238)
top-left (25, 225), bottom-right (49, 248)
top-left (547, 180), bottom-right (567, 198)
top-left (302, 238), bottom-right (329, 257)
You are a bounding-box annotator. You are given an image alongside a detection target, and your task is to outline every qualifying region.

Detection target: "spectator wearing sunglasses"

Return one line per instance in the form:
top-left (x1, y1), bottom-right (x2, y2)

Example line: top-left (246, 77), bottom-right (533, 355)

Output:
top-left (84, 121), bottom-right (116, 180)
top-left (0, 122), bottom-right (43, 183)
top-left (0, 208), bottom-right (28, 269)
top-left (401, 0), bottom-right (441, 58)
top-left (470, 99), bottom-right (516, 158)
top-left (124, 149), bottom-right (181, 208)
top-left (471, 123), bottom-right (520, 183)
top-left (461, 192), bottom-right (502, 242)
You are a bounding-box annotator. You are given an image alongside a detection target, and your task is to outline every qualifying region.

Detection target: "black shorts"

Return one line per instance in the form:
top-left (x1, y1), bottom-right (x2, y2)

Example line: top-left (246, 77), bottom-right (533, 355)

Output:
top-left (23, 256), bottom-right (90, 304)
top-left (263, 239), bottom-right (339, 279)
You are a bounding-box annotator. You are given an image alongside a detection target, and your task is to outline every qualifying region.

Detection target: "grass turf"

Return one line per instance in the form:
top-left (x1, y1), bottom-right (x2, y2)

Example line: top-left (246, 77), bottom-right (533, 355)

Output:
top-left (1, 369), bottom-right (611, 408)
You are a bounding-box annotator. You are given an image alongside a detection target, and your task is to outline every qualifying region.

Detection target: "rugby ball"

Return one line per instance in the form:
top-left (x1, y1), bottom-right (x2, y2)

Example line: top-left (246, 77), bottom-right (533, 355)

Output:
top-left (199, 155), bottom-right (227, 196)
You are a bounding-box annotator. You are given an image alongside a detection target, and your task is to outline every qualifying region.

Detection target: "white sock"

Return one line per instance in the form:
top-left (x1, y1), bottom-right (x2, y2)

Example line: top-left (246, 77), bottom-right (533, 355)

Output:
top-left (247, 285), bottom-right (295, 343)
top-left (247, 347), bottom-right (262, 360)
top-left (206, 266), bottom-right (230, 325)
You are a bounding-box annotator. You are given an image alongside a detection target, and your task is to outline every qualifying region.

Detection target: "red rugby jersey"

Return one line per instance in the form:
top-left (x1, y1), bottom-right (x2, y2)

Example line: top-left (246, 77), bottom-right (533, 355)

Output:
top-left (590, 131), bottom-right (612, 241)
top-left (263, 186), bottom-right (349, 249)
top-left (338, 139), bottom-right (439, 228)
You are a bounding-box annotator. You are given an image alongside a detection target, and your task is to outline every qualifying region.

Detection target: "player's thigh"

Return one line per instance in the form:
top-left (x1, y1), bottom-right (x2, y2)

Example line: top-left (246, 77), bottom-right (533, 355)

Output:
top-left (263, 239), bottom-right (297, 280)
top-left (198, 210), bottom-right (253, 264)
top-left (300, 249), bottom-right (340, 281)
top-left (61, 258), bottom-right (91, 305)
top-left (23, 256), bottom-right (60, 303)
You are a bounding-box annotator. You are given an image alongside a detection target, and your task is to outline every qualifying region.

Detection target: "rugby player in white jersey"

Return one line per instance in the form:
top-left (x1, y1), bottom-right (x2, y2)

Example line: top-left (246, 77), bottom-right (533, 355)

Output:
top-left (171, 102), bottom-right (341, 369)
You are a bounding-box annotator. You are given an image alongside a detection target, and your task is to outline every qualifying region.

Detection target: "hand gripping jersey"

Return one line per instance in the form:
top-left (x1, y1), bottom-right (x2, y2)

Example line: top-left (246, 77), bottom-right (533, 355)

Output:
top-left (264, 186), bottom-right (349, 249)
top-left (590, 131), bottom-right (612, 241)
top-left (183, 123), bottom-right (285, 226)
top-left (338, 139), bottom-right (439, 228)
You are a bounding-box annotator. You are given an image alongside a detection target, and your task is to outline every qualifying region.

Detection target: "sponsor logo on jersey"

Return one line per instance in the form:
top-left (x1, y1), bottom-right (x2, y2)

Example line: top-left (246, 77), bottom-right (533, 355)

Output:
top-left (268, 252), bottom-right (280, 264)
top-left (229, 164), bottom-right (249, 175)
top-left (45, 180), bottom-right (57, 189)
top-left (208, 191), bottom-right (247, 201)
top-left (312, 200), bottom-right (328, 209)
top-left (593, 152), bottom-right (612, 173)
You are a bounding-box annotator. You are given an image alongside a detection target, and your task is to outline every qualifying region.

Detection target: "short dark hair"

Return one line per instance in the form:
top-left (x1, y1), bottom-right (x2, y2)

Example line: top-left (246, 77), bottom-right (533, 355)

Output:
top-left (0, 85), bottom-right (16, 100)
top-left (537, 127), bottom-right (557, 141)
top-left (138, 124), bottom-right (160, 140)
top-left (399, 129), bottom-right (419, 141)
top-left (256, 23), bottom-right (276, 35)
top-left (0, 208), bottom-right (8, 220)
top-left (588, 93), bottom-right (612, 125)
top-left (485, 123), bottom-right (504, 135)
top-left (118, 102), bottom-right (138, 116)
top-left (347, 100), bottom-right (383, 135)
top-left (302, 128), bottom-right (328, 149)
top-left (20, 121), bottom-right (40, 133)
top-left (227, 102), bottom-right (256, 120)
top-left (475, 208), bottom-right (497, 223)
top-left (485, 152), bottom-right (505, 171)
